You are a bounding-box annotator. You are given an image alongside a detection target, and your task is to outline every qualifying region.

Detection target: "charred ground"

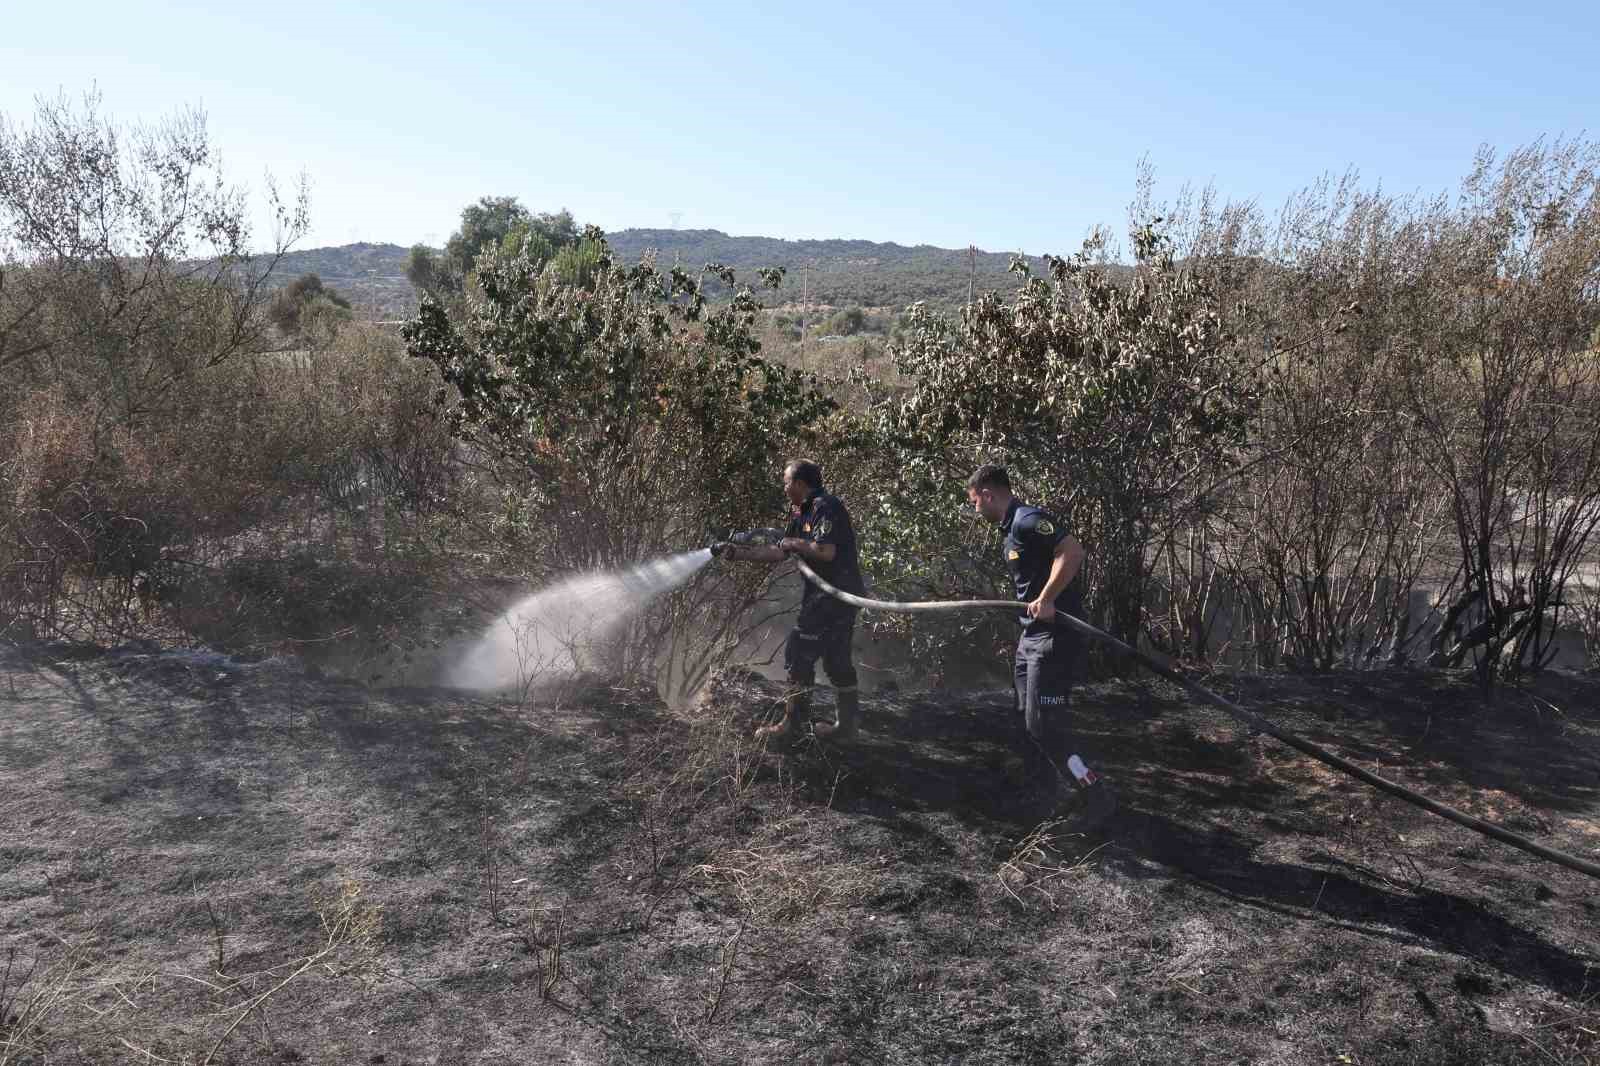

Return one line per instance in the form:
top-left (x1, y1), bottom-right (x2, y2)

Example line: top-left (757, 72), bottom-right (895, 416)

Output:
top-left (2, 644), bottom-right (1597, 1065)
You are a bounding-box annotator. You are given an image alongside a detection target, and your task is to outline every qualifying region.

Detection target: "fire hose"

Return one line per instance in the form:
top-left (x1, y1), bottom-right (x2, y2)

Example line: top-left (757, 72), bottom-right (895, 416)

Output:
top-left (712, 530), bottom-right (1600, 881)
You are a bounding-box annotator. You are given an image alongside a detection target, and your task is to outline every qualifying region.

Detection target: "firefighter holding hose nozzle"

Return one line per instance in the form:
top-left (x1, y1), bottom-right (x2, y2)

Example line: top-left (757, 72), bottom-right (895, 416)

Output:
top-left (715, 459), bottom-right (866, 742)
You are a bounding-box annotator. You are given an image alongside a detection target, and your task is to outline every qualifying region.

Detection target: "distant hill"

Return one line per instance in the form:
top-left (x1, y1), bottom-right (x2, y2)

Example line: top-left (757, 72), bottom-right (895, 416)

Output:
top-left (603, 229), bottom-right (1037, 309)
top-left (265, 230), bottom-right (1043, 320)
top-left (262, 242), bottom-right (414, 319)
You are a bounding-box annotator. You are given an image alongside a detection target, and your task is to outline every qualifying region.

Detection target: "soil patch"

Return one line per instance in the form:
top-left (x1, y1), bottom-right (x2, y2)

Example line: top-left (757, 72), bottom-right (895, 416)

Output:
top-left (3, 644), bottom-right (1597, 1064)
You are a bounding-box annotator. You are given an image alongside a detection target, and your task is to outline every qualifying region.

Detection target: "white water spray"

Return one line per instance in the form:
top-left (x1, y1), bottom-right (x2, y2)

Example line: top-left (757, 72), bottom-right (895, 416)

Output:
top-left (447, 549), bottom-right (714, 691)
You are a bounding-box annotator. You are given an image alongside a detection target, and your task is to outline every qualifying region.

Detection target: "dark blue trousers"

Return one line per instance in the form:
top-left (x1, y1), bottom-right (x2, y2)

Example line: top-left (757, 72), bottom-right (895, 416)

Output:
top-left (785, 599), bottom-right (859, 690)
top-left (1013, 628), bottom-right (1079, 785)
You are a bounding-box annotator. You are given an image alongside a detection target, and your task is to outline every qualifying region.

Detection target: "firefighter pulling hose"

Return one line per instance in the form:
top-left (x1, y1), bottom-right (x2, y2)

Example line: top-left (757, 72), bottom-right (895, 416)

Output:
top-left (711, 526), bottom-right (1600, 883)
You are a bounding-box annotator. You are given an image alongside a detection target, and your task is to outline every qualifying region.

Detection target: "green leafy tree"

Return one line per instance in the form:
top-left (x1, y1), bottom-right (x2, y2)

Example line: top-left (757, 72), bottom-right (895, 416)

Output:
top-left (541, 235), bottom-right (604, 288)
top-left (267, 273), bottom-right (352, 335)
top-left (407, 198), bottom-right (582, 296)
top-left (444, 196), bottom-right (530, 275)
top-left (500, 207), bottom-right (579, 260)
top-left (403, 229), bottom-right (837, 678)
top-left (404, 243), bottom-right (446, 295)
top-left (825, 307), bottom-right (866, 336)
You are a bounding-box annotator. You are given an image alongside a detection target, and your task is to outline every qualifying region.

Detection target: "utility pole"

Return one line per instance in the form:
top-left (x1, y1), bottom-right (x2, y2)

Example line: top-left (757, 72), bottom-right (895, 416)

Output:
top-left (800, 266), bottom-right (808, 371)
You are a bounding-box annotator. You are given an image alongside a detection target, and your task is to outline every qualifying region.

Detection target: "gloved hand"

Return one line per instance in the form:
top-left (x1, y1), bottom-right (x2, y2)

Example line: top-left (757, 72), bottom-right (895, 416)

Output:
top-left (710, 542), bottom-right (733, 559)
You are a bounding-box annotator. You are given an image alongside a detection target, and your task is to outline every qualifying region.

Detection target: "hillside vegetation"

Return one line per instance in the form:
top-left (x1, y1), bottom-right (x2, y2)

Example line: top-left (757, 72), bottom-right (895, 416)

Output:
top-left (265, 228), bottom-right (1037, 321)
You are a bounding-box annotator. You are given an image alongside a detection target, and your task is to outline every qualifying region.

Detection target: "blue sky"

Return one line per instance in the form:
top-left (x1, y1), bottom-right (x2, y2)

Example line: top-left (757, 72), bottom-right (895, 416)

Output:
top-left (2, 1), bottom-right (1593, 254)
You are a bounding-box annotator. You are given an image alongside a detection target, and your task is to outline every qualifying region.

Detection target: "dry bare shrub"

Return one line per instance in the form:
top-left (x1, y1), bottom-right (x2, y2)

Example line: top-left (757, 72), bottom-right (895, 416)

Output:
top-left (0, 91), bottom-right (311, 644)
top-left (1152, 143), bottom-right (1600, 678)
top-left (1, 91), bottom-right (305, 393)
top-left (268, 320), bottom-right (459, 537)
top-left (0, 375), bottom-right (287, 642)
top-left (1, 93), bottom-right (470, 664)
top-left (1388, 142), bottom-right (1600, 679)
top-left (0, 326), bottom-right (456, 652)
top-left (1203, 176), bottom-right (1454, 669)
top-left (0, 388), bottom-right (89, 638)
top-left (6, 319), bottom-right (464, 669)
top-left (157, 322), bottom-right (463, 661)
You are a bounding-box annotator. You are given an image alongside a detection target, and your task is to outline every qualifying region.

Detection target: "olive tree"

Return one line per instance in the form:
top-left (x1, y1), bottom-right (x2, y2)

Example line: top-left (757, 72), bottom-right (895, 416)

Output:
top-left (0, 90), bottom-right (306, 420)
top-left (406, 197), bottom-right (581, 297)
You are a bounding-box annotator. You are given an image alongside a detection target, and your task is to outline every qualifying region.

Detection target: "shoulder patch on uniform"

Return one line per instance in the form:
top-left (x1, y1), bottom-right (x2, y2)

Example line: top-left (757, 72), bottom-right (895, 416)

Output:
top-left (1008, 549), bottom-right (1021, 561)
top-left (1036, 518), bottom-right (1055, 536)
top-left (814, 518), bottom-right (831, 538)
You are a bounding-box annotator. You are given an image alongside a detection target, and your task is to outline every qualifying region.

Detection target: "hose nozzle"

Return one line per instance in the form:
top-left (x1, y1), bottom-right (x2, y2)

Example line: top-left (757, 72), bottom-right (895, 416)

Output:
top-left (708, 527), bottom-right (784, 561)
top-left (730, 527), bottom-right (784, 546)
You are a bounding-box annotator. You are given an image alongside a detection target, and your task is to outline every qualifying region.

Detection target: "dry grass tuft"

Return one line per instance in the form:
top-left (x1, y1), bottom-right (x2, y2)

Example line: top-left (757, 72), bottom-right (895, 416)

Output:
top-left (996, 821), bottom-right (1110, 910)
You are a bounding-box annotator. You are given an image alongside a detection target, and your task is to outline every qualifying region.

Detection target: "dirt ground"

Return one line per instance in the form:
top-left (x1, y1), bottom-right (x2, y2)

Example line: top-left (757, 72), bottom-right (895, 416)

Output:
top-left (2, 641), bottom-right (1598, 1065)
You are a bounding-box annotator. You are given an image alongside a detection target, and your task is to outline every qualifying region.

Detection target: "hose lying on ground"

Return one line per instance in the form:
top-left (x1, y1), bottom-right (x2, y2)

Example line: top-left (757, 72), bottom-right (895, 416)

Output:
top-left (789, 557), bottom-right (1600, 883)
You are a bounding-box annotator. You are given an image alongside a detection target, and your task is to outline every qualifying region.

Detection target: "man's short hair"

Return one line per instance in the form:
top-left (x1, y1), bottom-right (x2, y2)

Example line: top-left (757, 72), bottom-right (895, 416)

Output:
top-left (966, 464), bottom-right (1011, 492)
top-left (785, 459), bottom-right (824, 491)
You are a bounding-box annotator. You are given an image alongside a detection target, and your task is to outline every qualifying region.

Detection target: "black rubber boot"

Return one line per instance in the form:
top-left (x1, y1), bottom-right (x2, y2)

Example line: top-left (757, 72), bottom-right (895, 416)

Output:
top-left (814, 687), bottom-right (859, 740)
top-left (1066, 778), bottom-right (1119, 834)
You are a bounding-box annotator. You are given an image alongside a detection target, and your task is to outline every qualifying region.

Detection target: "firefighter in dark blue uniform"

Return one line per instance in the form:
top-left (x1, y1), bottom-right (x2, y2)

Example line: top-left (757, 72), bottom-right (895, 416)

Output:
top-left (966, 464), bottom-right (1117, 828)
top-left (718, 460), bottom-right (866, 741)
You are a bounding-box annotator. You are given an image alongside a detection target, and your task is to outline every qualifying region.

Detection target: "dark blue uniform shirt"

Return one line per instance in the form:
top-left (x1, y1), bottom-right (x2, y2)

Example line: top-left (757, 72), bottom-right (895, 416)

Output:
top-left (786, 489), bottom-right (865, 604)
top-left (1000, 498), bottom-right (1083, 636)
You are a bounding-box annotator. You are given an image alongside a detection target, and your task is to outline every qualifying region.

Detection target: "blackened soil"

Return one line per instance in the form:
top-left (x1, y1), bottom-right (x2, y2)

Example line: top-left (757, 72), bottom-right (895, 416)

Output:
top-left (2, 644), bottom-right (1597, 1065)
